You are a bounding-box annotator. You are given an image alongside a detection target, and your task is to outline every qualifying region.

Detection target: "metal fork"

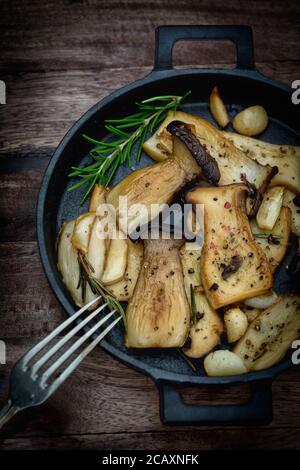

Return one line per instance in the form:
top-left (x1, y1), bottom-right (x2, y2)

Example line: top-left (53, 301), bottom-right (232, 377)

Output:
top-left (0, 296), bottom-right (122, 429)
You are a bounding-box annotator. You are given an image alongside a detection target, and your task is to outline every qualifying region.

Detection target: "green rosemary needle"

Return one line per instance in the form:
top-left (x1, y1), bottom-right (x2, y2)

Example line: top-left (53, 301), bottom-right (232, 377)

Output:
top-left (78, 252), bottom-right (127, 329)
top-left (68, 91), bottom-right (191, 204)
top-left (177, 348), bottom-right (197, 373)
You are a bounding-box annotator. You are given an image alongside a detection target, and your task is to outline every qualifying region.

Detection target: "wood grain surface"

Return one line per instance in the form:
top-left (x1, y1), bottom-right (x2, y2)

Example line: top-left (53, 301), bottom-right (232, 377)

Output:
top-left (0, 0), bottom-right (300, 450)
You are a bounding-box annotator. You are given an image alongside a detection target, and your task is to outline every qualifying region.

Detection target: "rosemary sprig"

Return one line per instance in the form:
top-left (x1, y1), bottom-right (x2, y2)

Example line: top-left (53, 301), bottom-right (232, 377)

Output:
top-left (68, 91), bottom-right (191, 204)
top-left (78, 252), bottom-right (127, 330)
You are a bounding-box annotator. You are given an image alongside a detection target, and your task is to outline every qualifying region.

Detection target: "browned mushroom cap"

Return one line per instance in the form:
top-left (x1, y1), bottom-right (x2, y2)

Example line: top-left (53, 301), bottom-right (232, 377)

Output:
top-left (167, 120), bottom-right (221, 185)
top-left (241, 169), bottom-right (278, 218)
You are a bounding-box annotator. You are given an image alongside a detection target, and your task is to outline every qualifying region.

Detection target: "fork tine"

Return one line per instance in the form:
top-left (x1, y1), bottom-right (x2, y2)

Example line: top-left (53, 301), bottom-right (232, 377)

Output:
top-left (30, 302), bottom-right (109, 378)
top-left (40, 309), bottom-right (117, 386)
top-left (47, 316), bottom-right (122, 396)
top-left (19, 296), bottom-right (102, 367)
top-left (0, 400), bottom-right (20, 429)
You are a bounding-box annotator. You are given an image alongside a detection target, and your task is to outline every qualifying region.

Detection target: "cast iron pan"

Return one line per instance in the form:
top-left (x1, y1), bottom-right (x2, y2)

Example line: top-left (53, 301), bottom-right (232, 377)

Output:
top-left (37, 25), bottom-right (300, 425)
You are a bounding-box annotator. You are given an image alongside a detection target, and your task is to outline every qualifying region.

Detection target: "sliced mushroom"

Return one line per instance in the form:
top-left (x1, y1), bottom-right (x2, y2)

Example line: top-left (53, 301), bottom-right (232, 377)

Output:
top-left (234, 296), bottom-right (300, 371)
top-left (167, 120), bottom-right (221, 184)
top-left (222, 132), bottom-right (300, 194)
top-left (106, 132), bottom-right (201, 235)
top-left (184, 291), bottom-right (223, 358)
top-left (186, 184), bottom-right (273, 309)
top-left (71, 212), bottom-right (95, 254)
top-left (57, 219), bottom-right (82, 307)
top-left (180, 242), bottom-right (203, 304)
top-left (108, 239), bottom-right (143, 301)
top-left (142, 110), bottom-right (276, 191)
top-left (102, 231), bottom-right (128, 285)
top-left (251, 206), bottom-right (291, 272)
top-left (283, 189), bottom-right (300, 237)
top-left (125, 237), bottom-right (190, 348)
top-left (84, 216), bottom-right (107, 304)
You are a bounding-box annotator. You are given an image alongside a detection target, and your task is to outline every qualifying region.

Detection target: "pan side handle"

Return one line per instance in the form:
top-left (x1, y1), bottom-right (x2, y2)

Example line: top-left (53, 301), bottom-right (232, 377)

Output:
top-left (154, 25), bottom-right (255, 71)
top-left (157, 379), bottom-right (273, 425)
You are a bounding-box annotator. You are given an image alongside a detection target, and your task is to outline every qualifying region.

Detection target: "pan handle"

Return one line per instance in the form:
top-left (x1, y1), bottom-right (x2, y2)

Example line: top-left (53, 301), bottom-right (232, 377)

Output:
top-left (154, 25), bottom-right (255, 71)
top-left (157, 379), bottom-right (273, 425)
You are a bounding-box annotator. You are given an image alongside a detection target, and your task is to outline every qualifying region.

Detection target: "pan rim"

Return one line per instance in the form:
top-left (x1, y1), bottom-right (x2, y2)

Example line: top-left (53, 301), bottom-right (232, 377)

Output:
top-left (37, 66), bottom-right (294, 385)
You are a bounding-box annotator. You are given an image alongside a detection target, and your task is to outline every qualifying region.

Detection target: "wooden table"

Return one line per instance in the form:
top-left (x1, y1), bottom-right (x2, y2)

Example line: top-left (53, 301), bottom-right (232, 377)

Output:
top-left (0, 0), bottom-right (300, 450)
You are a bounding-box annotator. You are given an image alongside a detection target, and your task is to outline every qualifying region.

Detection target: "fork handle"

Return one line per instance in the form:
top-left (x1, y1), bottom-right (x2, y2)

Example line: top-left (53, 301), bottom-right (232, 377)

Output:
top-left (0, 400), bottom-right (20, 429)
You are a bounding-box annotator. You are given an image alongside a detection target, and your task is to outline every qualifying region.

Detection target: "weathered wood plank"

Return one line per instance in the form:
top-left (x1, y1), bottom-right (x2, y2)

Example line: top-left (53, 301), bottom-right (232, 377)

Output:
top-left (0, 0), bottom-right (299, 72)
top-left (1, 427), bottom-right (300, 450)
top-left (0, 242), bottom-right (65, 336)
top-left (0, 166), bottom-right (47, 242)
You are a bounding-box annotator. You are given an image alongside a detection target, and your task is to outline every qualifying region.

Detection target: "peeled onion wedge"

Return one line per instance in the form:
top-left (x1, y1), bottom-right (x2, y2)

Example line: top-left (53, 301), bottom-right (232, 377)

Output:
top-left (244, 290), bottom-right (278, 309)
top-left (209, 86), bottom-right (230, 128)
top-left (256, 186), bottom-right (284, 231)
top-left (204, 350), bottom-right (248, 376)
top-left (233, 105), bottom-right (268, 136)
top-left (71, 212), bottom-right (95, 254)
top-left (102, 231), bottom-right (128, 285)
top-left (224, 308), bottom-right (248, 343)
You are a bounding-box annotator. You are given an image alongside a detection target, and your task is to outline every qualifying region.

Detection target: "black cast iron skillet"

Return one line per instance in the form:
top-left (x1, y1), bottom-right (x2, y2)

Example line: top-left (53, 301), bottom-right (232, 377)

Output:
top-left (37, 25), bottom-right (300, 425)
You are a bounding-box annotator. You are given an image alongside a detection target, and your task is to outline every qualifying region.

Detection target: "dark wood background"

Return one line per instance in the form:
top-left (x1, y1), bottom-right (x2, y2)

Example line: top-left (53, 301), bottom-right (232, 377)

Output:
top-left (1, 0), bottom-right (300, 450)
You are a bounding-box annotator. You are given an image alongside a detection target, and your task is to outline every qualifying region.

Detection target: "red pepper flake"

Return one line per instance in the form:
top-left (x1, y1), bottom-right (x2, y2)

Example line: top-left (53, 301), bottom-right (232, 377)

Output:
top-left (224, 201), bottom-right (231, 209)
top-left (223, 225), bottom-right (231, 232)
top-left (209, 241), bottom-right (217, 249)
